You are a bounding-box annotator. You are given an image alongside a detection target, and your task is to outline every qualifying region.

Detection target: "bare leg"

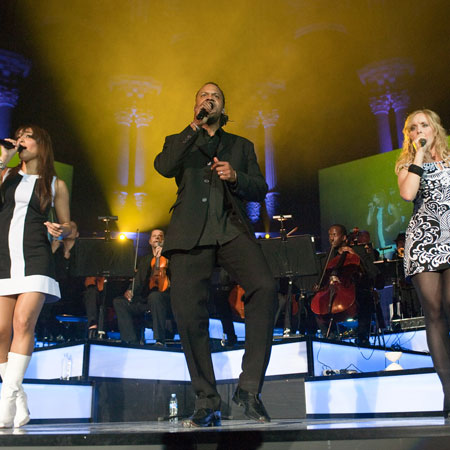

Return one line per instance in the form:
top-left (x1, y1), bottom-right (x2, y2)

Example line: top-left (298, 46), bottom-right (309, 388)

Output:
top-left (11, 292), bottom-right (46, 356)
top-left (0, 296), bottom-right (16, 363)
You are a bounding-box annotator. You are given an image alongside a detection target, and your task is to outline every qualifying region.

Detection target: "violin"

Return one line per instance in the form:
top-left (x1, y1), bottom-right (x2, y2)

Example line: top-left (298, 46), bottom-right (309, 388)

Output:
top-left (310, 247), bottom-right (360, 321)
top-left (149, 253), bottom-right (170, 292)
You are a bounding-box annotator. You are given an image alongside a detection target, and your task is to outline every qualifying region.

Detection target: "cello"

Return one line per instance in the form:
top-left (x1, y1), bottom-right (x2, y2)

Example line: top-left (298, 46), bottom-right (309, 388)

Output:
top-left (311, 241), bottom-right (360, 336)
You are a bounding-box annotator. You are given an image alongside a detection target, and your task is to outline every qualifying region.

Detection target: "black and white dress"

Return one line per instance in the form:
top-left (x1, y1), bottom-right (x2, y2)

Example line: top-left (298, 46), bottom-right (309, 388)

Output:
top-left (404, 161), bottom-right (450, 277)
top-left (0, 169), bottom-right (60, 302)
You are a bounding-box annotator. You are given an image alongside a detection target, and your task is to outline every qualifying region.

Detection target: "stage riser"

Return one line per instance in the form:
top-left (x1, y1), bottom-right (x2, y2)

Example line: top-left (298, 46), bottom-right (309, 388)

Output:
top-left (142, 318), bottom-right (246, 342)
top-left (0, 382), bottom-right (93, 421)
top-left (305, 371), bottom-right (443, 416)
top-left (380, 329), bottom-right (429, 352)
top-left (28, 341), bottom-right (309, 382)
top-left (28, 344), bottom-right (85, 379)
top-left (20, 333), bottom-right (438, 423)
top-left (93, 377), bottom-right (305, 422)
top-left (27, 340), bottom-right (430, 384)
top-left (312, 341), bottom-right (432, 376)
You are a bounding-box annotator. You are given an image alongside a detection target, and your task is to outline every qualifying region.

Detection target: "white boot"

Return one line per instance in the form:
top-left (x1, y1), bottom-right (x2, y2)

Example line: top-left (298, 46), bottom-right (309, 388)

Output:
top-left (0, 353), bottom-right (31, 428)
top-left (0, 362), bottom-right (6, 379)
top-left (0, 358), bottom-right (30, 428)
top-left (14, 387), bottom-right (30, 428)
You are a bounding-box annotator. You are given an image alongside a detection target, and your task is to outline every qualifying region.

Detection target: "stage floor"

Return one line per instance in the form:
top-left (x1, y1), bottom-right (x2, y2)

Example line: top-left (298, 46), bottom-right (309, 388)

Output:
top-left (0, 417), bottom-right (449, 449)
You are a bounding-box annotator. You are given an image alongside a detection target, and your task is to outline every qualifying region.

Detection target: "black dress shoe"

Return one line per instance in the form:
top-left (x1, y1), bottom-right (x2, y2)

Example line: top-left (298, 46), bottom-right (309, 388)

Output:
top-left (232, 386), bottom-right (271, 423)
top-left (182, 408), bottom-right (221, 428)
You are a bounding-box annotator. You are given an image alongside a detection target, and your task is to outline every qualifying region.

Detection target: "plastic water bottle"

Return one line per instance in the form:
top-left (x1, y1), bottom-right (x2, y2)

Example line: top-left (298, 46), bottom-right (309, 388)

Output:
top-left (61, 353), bottom-right (72, 380)
top-left (169, 393), bottom-right (178, 424)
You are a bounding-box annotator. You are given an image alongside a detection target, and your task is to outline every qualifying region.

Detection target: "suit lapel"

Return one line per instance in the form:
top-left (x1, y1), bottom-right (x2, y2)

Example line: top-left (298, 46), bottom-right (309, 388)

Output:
top-left (217, 131), bottom-right (235, 161)
top-left (192, 129), bottom-right (236, 161)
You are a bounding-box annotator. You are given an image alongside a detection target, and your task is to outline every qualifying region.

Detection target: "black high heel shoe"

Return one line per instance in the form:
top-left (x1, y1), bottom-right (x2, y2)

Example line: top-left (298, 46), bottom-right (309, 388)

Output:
top-left (443, 394), bottom-right (450, 419)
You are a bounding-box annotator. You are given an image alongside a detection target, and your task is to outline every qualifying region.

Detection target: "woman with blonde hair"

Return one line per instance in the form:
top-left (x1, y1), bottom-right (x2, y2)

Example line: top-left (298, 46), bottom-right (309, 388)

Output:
top-left (0, 125), bottom-right (71, 428)
top-left (396, 109), bottom-right (450, 418)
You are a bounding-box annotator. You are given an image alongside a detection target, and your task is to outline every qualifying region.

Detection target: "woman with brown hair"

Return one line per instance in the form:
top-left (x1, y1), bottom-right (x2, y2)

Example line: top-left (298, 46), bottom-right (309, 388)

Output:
top-left (396, 109), bottom-right (450, 418)
top-left (0, 125), bottom-right (71, 428)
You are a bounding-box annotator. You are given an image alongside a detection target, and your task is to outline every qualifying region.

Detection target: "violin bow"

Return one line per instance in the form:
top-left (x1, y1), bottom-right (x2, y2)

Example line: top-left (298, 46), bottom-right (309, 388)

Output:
top-left (130, 229), bottom-right (140, 296)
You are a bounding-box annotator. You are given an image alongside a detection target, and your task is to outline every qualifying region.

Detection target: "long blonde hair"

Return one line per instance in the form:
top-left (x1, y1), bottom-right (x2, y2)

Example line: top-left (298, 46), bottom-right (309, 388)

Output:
top-left (395, 109), bottom-right (449, 174)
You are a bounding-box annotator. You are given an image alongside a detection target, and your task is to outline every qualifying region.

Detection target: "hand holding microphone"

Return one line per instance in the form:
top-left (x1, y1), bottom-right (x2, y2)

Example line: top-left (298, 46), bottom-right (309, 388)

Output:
top-left (192, 100), bottom-right (214, 128)
top-left (154, 242), bottom-right (163, 258)
top-left (413, 136), bottom-right (428, 152)
top-left (196, 100), bottom-right (214, 120)
top-left (0, 139), bottom-right (24, 170)
top-left (0, 139), bottom-right (25, 152)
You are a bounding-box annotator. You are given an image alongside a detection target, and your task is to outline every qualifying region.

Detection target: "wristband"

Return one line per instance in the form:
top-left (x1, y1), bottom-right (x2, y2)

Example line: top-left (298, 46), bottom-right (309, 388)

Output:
top-left (408, 164), bottom-right (424, 177)
top-left (190, 122), bottom-right (200, 131)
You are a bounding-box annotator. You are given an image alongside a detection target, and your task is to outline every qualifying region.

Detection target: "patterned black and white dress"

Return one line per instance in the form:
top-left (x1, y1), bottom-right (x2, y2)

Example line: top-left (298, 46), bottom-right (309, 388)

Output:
top-left (0, 169), bottom-right (60, 302)
top-left (404, 161), bottom-right (450, 277)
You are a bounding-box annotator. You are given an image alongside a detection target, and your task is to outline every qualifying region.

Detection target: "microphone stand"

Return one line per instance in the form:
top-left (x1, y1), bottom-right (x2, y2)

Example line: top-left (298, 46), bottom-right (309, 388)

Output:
top-left (97, 216), bottom-right (118, 339)
top-left (273, 215), bottom-right (295, 337)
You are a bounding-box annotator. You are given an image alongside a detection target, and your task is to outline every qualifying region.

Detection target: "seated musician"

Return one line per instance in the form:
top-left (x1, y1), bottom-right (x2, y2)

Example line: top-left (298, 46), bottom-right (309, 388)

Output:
top-left (83, 276), bottom-right (105, 339)
top-left (347, 228), bottom-right (382, 344)
top-left (313, 225), bottom-right (379, 345)
top-left (393, 232), bottom-right (421, 318)
top-left (113, 229), bottom-right (174, 346)
top-left (349, 227), bottom-right (380, 261)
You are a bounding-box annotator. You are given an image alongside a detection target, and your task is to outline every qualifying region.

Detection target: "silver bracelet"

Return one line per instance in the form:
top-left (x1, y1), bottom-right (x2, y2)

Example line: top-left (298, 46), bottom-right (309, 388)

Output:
top-left (0, 161), bottom-right (6, 170)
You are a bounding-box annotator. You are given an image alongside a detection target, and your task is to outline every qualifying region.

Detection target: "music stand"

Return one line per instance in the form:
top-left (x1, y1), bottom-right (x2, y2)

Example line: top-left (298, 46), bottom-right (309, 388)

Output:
top-left (261, 231), bottom-right (319, 336)
top-left (70, 237), bottom-right (135, 338)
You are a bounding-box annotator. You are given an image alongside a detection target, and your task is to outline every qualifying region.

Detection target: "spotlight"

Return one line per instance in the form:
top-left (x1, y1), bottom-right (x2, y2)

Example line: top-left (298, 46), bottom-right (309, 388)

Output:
top-left (118, 233), bottom-right (127, 241)
top-left (265, 233), bottom-right (271, 239)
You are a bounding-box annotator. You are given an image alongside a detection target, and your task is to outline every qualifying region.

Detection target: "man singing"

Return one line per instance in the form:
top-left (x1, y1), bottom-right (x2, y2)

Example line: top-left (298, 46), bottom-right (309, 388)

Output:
top-left (154, 82), bottom-right (276, 427)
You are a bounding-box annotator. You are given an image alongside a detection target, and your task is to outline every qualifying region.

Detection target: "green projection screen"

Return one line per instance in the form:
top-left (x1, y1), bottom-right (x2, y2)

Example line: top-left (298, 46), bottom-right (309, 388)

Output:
top-left (319, 149), bottom-right (413, 253)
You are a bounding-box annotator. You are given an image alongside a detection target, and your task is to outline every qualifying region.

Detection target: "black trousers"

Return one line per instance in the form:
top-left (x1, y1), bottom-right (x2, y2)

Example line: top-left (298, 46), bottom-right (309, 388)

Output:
top-left (356, 288), bottom-right (375, 342)
top-left (170, 233), bottom-right (276, 410)
top-left (83, 285), bottom-right (103, 328)
top-left (113, 291), bottom-right (171, 343)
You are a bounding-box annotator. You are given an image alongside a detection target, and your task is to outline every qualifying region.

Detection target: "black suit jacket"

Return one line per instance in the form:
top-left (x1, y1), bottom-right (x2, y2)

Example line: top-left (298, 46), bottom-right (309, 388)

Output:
top-left (154, 125), bottom-right (268, 254)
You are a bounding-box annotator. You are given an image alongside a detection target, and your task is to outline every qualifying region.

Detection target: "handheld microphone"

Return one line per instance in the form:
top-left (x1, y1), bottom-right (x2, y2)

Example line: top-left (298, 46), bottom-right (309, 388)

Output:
top-left (419, 138), bottom-right (427, 147)
top-left (195, 101), bottom-right (214, 120)
top-left (0, 139), bottom-right (25, 152)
